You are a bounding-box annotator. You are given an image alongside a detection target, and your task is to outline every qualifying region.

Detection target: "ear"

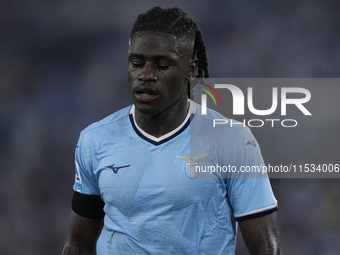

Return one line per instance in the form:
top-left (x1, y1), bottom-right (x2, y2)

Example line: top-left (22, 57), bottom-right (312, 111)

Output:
top-left (187, 58), bottom-right (198, 79)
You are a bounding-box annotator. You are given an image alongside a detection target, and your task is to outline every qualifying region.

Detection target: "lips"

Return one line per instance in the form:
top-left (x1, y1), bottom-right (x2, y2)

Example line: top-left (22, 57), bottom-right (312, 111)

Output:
top-left (134, 85), bottom-right (159, 102)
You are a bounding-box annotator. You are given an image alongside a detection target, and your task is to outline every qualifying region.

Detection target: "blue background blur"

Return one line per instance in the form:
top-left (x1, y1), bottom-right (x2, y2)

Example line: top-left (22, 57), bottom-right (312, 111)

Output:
top-left (0, 1), bottom-right (339, 254)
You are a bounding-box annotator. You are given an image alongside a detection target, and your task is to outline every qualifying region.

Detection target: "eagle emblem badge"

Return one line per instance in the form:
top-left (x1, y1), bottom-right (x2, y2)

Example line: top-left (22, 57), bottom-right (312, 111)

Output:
top-left (175, 153), bottom-right (210, 178)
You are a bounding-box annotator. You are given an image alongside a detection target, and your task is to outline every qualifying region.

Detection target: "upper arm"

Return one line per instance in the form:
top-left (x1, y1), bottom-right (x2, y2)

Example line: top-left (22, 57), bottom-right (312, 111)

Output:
top-left (63, 210), bottom-right (104, 255)
top-left (226, 128), bottom-right (278, 221)
top-left (64, 134), bottom-right (105, 254)
top-left (63, 191), bottom-right (105, 255)
top-left (239, 211), bottom-right (281, 255)
top-left (225, 128), bottom-right (280, 254)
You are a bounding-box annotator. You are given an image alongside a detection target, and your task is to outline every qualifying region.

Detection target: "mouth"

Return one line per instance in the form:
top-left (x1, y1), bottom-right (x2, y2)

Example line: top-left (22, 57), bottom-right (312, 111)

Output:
top-left (134, 86), bottom-right (159, 102)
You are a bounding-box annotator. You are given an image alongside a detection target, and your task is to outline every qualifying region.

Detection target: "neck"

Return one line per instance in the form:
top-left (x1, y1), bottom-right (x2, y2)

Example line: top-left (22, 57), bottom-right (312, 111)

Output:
top-left (134, 96), bottom-right (189, 138)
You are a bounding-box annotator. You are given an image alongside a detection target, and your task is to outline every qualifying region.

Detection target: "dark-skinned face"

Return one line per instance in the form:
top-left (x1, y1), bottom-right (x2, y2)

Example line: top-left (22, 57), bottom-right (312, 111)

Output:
top-left (127, 31), bottom-right (195, 116)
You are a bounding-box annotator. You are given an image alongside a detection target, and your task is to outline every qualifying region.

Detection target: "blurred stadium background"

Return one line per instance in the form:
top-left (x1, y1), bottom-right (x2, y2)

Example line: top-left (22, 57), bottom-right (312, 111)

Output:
top-left (0, 0), bottom-right (339, 254)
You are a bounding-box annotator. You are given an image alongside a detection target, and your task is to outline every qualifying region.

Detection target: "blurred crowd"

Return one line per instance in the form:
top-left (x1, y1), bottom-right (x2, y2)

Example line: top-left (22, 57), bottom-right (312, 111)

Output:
top-left (0, 1), bottom-right (339, 254)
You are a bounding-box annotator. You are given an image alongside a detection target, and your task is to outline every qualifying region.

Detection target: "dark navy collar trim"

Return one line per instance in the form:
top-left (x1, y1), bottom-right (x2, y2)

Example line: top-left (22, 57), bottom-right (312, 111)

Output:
top-left (129, 114), bottom-right (190, 146)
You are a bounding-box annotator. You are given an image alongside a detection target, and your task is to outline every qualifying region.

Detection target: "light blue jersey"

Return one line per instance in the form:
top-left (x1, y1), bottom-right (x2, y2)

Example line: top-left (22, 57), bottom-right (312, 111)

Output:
top-left (74, 100), bottom-right (277, 255)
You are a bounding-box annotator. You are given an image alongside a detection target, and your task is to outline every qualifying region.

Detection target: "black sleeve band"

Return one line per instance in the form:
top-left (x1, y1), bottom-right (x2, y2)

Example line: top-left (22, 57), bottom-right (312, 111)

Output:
top-left (235, 205), bottom-right (278, 222)
top-left (72, 191), bottom-right (105, 219)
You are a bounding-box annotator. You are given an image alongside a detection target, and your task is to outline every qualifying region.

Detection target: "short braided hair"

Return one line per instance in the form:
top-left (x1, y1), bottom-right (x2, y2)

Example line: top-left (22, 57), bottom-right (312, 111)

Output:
top-left (130, 6), bottom-right (209, 79)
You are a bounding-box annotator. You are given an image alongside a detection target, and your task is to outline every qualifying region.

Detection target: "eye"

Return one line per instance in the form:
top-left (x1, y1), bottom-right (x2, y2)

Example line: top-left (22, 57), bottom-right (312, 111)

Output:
top-left (155, 62), bottom-right (170, 70)
top-left (129, 57), bottom-right (144, 68)
top-left (131, 61), bottom-right (143, 68)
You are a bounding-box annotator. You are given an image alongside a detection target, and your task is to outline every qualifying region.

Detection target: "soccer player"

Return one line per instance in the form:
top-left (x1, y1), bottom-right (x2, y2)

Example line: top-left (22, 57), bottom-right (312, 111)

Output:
top-left (63, 7), bottom-right (281, 255)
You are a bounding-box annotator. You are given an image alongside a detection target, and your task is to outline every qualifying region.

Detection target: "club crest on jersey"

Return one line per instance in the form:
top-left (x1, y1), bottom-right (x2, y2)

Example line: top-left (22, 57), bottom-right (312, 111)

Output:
top-left (175, 153), bottom-right (210, 179)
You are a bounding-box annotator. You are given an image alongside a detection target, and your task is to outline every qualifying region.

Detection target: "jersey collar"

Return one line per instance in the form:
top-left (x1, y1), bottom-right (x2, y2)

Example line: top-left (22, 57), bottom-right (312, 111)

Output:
top-left (129, 100), bottom-right (196, 146)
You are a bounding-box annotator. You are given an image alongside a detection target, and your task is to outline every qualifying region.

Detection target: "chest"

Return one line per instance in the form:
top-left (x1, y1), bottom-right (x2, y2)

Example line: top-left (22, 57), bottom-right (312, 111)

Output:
top-left (95, 144), bottom-right (226, 213)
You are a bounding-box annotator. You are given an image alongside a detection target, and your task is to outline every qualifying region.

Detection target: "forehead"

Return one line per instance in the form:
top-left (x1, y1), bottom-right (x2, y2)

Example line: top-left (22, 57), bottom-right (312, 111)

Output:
top-left (129, 31), bottom-right (191, 57)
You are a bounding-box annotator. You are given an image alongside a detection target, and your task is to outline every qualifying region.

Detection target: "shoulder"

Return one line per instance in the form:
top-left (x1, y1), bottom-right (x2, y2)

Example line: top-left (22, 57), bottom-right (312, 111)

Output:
top-left (192, 102), bottom-right (250, 139)
top-left (191, 102), bottom-right (260, 159)
top-left (79, 105), bottom-right (132, 141)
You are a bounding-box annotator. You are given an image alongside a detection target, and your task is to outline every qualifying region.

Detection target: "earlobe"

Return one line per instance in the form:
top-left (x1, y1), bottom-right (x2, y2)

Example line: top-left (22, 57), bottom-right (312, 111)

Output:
top-left (187, 58), bottom-right (198, 79)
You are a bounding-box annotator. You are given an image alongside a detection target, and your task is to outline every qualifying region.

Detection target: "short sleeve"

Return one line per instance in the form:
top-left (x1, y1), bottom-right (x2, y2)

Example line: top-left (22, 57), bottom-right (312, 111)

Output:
top-left (225, 127), bottom-right (278, 221)
top-left (73, 132), bottom-right (101, 195)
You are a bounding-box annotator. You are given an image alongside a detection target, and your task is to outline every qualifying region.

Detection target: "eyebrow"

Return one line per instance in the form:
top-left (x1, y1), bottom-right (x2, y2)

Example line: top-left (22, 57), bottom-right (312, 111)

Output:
top-left (128, 53), bottom-right (176, 61)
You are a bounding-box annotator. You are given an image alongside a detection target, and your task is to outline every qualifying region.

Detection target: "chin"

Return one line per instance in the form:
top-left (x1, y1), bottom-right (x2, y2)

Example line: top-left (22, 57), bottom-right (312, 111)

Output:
top-left (134, 102), bottom-right (163, 116)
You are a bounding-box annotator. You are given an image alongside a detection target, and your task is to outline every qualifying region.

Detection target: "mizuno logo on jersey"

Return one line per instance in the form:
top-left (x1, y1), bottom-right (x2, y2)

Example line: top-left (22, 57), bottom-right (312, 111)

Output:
top-left (246, 140), bottom-right (256, 147)
top-left (106, 164), bottom-right (131, 174)
top-left (175, 153), bottom-right (210, 178)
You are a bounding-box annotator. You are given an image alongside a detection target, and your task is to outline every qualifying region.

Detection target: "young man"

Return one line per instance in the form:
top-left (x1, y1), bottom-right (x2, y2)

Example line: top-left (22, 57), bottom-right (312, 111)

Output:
top-left (63, 7), bottom-right (281, 255)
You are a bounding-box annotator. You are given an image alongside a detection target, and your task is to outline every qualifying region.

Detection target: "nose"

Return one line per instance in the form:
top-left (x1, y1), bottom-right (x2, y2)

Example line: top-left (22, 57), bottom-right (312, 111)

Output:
top-left (138, 63), bottom-right (157, 82)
